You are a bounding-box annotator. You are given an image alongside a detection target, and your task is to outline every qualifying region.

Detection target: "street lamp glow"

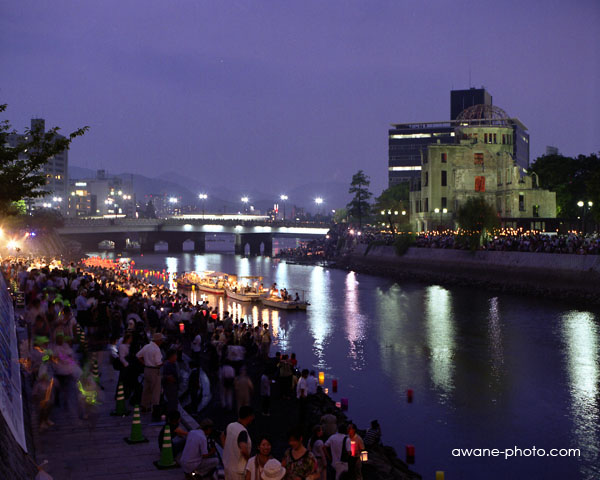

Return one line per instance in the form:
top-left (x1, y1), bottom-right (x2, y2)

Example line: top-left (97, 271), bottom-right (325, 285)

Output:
top-left (577, 201), bottom-right (584, 207)
top-left (381, 210), bottom-right (385, 215)
top-left (241, 196), bottom-right (249, 203)
top-left (315, 197), bottom-right (323, 205)
top-left (434, 208), bottom-right (440, 213)
top-left (280, 194), bottom-right (288, 201)
top-left (588, 201), bottom-right (593, 207)
top-left (169, 197), bottom-right (178, 203)
top-left (402, 210), bottom-right (407, 215)
top-left (198, 193), bottom-right (208, 200)
top-left (443, 208), bottom-right (448, 213)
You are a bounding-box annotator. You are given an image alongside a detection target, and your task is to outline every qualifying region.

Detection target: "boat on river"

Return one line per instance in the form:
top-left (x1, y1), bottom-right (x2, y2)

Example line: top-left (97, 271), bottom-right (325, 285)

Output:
top-left (177, 271), bottom-right (234, 295)
top-left (225, 276), bottom-right (264, 302)
top-left (260, 296), bottom-right (309, 310)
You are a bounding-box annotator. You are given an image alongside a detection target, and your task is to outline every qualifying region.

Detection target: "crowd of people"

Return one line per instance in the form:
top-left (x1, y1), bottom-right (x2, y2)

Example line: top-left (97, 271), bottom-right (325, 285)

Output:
top-left (414, 231), bottom-right (600, 254)
top-left (1, 255), bottom-right (382, 480)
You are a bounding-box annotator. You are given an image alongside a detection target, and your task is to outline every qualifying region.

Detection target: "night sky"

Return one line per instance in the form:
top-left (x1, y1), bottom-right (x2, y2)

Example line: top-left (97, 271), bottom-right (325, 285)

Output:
top-left (2, 1), bottom-right (599, 195)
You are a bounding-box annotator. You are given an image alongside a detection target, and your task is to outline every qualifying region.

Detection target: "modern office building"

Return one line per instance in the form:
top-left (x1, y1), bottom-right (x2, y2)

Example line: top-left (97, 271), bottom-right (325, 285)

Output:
top-left (7, 118), bottom-right (69, 214)
top-left (389, 88), bottom-right (530, 187)
top-left (67, 170), bottom-right (135, 217)
top-left (409, 104), bottom-right (556, 232)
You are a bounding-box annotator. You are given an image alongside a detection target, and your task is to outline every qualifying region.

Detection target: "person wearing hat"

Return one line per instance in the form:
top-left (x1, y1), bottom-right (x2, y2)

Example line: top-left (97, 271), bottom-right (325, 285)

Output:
top-left (136, 332), bottom-right (165, 413)
top-left (179, 418), bottom-right (219, 478)
top-left (260, 459), bottom-right (285, 480)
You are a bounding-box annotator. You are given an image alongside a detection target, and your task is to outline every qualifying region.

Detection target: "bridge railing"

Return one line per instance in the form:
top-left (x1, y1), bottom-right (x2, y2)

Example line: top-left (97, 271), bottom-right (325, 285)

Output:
top-left (62, 217), bottom-right (332, 229)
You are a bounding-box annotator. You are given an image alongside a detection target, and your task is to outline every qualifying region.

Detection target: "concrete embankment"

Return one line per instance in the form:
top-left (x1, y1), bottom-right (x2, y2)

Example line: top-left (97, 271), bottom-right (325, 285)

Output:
top-left (338, 245), bottom-right (600, 304)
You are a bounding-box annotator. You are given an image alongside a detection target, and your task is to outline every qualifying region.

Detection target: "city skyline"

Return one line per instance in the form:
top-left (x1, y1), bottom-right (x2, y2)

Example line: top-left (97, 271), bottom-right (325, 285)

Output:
top-left (1, 1), bottom-right (599, 194)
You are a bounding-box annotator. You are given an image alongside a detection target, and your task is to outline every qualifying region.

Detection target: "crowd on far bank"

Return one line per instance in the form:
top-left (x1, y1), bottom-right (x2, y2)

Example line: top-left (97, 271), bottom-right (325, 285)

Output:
top-left (414, 231), bottom-right (600, 254)
top-left (1, 255), bottom-right (384, 480)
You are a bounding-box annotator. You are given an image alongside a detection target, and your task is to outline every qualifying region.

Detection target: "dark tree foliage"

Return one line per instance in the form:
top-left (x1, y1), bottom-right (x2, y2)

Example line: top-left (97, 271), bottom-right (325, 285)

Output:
top-left (144, 200), bottom-right (157, 219)
top-left (529, 153), bottom-right (600, 221)
top-left (0, 104), bottom-right (88, 214)
top-left (457, 196), bottom-right (500, 233)
top-left (346, 170), bottom-right (373, 229)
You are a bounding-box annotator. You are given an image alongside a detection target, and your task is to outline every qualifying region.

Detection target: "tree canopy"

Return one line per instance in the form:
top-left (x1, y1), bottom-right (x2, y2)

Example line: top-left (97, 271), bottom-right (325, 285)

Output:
top-left (0, 104), bottom-right (88, 214)
top-left (346, 170), bottom-right (372, 228)
top-left (529, 153), bottom-right (600, 221)
top-left (456, 196), bottom-right (499, 233)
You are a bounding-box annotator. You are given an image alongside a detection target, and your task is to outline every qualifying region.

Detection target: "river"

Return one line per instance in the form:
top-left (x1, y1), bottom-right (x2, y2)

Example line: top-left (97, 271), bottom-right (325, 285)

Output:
top-left (93, 250), bottom-right (600, 480)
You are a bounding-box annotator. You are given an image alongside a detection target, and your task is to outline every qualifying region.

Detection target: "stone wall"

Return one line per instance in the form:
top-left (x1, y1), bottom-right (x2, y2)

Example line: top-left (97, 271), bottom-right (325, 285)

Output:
top-left (0, 406), bottom-right (37, 479)
top-left (343, 246), bottom-right (600, 303)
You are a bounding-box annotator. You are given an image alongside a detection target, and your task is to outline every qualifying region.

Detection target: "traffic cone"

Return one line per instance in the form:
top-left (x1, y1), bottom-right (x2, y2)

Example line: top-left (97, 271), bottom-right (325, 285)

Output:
top-left (91, 355), bottom-right (100, 383)
top-left (124, 405), bottom-right (148, 444)
top-left (154, 424), bottom-right (178, 469)
top-left (110, 382), bottom-right (130, 416)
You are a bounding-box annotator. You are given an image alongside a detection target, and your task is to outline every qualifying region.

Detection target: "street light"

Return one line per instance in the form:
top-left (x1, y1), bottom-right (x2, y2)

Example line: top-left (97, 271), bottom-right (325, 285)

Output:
top-left (577, 200), bottom-right (594, 234)
top-left (199, 193), bottom-right (208, 218)
top-left (280, 194), bottom-right (288, 221)
top-left (169, 197), bottom-right (178, 203)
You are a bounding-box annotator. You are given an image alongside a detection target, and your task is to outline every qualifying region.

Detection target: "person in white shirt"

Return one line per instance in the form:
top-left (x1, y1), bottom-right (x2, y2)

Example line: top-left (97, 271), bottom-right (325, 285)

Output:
top-left (223, 406), bottom-right (254, 480)
top-left (307, 371), bottom-right (318, 395)
top-left (179, 418), bottom-right (219, 476)
top-left (244, 435), bottom-right (274, 480)
top-left (325, 424), bottom-right (351, 480)
top-left (136, 332), bottom-right (165, 412)
top-left (296, 369), bottom-right (310, 423)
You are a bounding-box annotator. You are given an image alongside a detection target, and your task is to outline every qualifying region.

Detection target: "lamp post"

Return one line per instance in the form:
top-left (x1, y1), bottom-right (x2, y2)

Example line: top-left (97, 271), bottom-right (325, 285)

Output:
top-left (241, 196), bottom-right (249, 214)
top-left (199, 193), bottom-right (208, 218)
top-left (280, 194), bottom-right (288, 221)
top-left (315, 197), bottom-right (323, 219)
top-left (577, 200), bottom-right (593, 234)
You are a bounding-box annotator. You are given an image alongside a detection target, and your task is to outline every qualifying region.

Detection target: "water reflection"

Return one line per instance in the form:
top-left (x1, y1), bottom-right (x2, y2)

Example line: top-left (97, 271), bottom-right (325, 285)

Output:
top-left (562, 311), bottom-right (599, 478)
top-left (425, 285), bottom-right (455, 398)
top-left (344, 272), bottom-right (367, 370)
top-left (307, 266), bottom-right (332, 368)
top-left (487, 297), bottom-right (504, 392)
top-left (166, 257), bottom-right (178, 290)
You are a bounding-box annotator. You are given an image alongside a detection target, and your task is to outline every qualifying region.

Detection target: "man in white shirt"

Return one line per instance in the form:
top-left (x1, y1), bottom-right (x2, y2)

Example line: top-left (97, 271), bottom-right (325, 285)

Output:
top-left (307, 370), bottom-right (318, 395)
top-left (179, 418), bottom-right (219, 476)
top-left (296, 369), bottom-right (310, 423)
top-left (223, 406), bottom-right (254, 480)
top-left (325, 424), bottom-right (351, 480)
top-left (136, 332), bottom-right (165, 413)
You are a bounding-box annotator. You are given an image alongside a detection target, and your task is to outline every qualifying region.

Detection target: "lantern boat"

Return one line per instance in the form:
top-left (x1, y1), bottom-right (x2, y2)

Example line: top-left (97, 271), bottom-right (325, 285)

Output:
top-left (225, 276), bottom-right (264, 302)
top-left (260, 290), bottom-right (309, 310)
top-left (177, 271), bottom-right (234, 295)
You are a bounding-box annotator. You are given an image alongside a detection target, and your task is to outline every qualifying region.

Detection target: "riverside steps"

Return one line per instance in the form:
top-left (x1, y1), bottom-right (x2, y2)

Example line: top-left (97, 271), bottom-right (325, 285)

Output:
top-left (33, 351), bottom-right (181, 480)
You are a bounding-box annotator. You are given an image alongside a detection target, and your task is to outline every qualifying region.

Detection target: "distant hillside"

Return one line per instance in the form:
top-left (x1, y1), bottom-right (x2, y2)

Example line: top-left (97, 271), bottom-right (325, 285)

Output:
top-left (70, 166), bottom-right (355, 213)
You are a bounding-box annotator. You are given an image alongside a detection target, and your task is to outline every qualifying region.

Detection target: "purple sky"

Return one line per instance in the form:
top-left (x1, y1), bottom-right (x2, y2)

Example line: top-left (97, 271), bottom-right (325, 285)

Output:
top-left (2, 0), bottom-right (599, 195)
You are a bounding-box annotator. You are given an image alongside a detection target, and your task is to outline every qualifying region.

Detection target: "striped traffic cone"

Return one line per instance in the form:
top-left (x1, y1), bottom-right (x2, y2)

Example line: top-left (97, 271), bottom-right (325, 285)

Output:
top-left (153, 424), bottom-right (178, 469)
top-left (110, 382), bottom-right (130, 416)
top-left (124, 405), bottom-right (148, 444)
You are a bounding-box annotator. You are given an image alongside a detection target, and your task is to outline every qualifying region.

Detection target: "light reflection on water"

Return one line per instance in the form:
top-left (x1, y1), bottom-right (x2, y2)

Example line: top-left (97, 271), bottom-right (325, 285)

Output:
top-left (307, 266), bottom-right (332, 369)
top-left (344, 271), bottom-right (366, 370)
top-left (487, 297), bottom-right (504, 393)
top-left (425, 285), bottom-right (455, 398)
top-left (562, 311), bottom-right (599, 479)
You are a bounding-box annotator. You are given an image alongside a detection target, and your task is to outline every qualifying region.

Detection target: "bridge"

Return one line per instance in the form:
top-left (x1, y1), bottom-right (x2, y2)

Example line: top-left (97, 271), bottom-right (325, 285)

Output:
top-left (57, 215), bottom-right (330, 255)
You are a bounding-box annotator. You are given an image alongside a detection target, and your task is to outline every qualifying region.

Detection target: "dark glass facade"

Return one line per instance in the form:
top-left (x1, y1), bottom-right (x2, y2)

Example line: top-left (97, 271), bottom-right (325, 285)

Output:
top-left (450, 88), bottom-right (493, 120)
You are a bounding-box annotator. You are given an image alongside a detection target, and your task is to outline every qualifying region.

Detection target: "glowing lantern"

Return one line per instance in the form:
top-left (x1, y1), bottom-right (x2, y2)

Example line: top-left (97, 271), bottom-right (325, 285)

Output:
top-left (351, 440), bottom-right (357, 456)
top-left (179, 323), bottom-right (185, 334)
top-left (324, 388), bottom-right (329, 395)
top-left (436, 472), bottom-right (444, 480)
top-left (360, 450), bottom-right (368, 462)
top-left (318, 371), bottom-right (325, 385)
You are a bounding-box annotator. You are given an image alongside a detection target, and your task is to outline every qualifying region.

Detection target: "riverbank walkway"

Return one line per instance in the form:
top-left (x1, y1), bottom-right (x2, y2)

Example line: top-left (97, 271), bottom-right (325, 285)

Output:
top-left (32, 351), bottom-right (181, 480)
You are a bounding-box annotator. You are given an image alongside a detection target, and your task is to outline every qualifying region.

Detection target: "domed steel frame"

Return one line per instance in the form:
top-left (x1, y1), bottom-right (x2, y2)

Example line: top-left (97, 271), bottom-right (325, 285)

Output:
top-left (456, 104), bottom-right (511, 126)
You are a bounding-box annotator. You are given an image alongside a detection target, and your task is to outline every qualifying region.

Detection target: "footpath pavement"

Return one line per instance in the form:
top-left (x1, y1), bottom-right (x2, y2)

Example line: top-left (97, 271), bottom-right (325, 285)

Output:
top-left (33, 351), bottom-right (183, 480)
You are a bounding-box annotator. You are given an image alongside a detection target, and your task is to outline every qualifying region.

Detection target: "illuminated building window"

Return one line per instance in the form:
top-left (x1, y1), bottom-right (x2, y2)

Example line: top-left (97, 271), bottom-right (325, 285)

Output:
top-left (475, 176), bottom-right (486, 192)
top-left (388, 166), bottom-right (422, 171)
top-left (390, 133), bottom-right (432, 139)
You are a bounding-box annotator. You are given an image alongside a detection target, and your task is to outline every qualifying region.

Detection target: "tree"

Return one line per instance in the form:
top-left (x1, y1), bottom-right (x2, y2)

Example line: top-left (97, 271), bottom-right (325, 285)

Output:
top-left (0, 104), bottom-right (88, 214)
top-left (144, 200), bottom-right (157, 219)
top-left (346, 170), bottom-right (373, 229)
top-left (529, 153), bottom-right (600, 221)
top-left (456, 197), bottom-right (499, 248)
top-left (373, 183), bottom-right (410, 233)
top-left (332, 207), bottom-right (348, 224)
